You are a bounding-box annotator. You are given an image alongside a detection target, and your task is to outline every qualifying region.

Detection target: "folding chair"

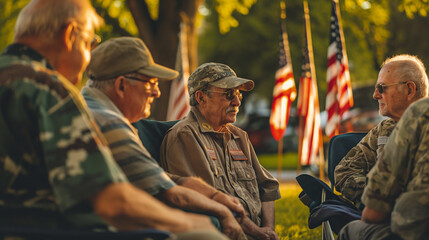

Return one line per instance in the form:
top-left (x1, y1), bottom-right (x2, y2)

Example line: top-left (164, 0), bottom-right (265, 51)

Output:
top-left (0, 225), bottom-right (171, 240)
top-left (132, 119), bottom-right (179, 163)
top-left (296, 132), bottom-right (367, 240)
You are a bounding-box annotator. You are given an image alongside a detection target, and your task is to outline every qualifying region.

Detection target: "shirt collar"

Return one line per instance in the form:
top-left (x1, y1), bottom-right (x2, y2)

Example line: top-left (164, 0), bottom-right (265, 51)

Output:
top-left (2, 43), bottom-right (54, 70)
top-left (81, 86), bottom-right (138, 134)
top-left (190, 106), bottom-right (239, 139)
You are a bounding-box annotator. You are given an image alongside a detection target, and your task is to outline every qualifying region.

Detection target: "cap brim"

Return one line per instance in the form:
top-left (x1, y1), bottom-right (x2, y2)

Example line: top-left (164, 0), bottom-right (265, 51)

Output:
top-left (137, 64), bottom-right (179, 81)
top-left (209, 76), bottom-right (254, 91)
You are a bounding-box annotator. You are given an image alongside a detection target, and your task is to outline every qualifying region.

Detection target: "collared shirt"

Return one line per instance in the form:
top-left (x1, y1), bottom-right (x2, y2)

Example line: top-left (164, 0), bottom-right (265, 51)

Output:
top-left (334, 118), bottom-right (396, 208)
top-left (362, 98), bottom-right (429, 240)
top-left (0, 44), bottom-right (127, 229)
top-left (82, 87), bottom-right (175, 196)
top-left (160, 107), bottom-right (281, 225)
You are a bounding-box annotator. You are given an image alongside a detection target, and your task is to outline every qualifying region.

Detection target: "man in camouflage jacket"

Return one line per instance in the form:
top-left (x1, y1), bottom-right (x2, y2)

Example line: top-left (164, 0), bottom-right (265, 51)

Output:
top-left (334, 54), bottom-right (428, 209)
top-left (338, 97), bottom-right (429, 240)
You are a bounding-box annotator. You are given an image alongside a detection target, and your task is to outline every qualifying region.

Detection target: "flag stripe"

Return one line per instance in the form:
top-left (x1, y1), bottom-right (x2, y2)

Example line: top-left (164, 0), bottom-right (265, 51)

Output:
top-left (167, 22), bottom-right (191, 121)
top-left (269, 4), bottom-right (297, 142)
top-left (325, 0), bottom-right (353, 138)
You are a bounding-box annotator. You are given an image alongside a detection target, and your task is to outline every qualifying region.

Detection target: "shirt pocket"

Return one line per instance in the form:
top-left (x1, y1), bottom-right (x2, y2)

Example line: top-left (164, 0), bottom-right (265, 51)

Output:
top-left (235, 169), bottom-right (259, 198)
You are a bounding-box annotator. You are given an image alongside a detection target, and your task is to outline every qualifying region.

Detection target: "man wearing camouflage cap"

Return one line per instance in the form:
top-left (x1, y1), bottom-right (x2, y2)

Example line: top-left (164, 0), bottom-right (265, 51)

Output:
top-left (160, 62), bottom-right (281, 240)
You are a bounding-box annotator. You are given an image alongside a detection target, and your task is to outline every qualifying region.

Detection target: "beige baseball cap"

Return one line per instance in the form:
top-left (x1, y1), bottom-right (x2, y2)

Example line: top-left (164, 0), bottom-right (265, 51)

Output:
top-left (87, 37), bottom-right (178, 81)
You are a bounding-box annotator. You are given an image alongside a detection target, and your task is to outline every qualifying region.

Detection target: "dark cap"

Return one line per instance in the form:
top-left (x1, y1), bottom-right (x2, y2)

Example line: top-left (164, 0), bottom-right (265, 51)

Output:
top-left (188, 62), bottom-right (254, 95)
top-left (87, 37), bottom-right (178, 81)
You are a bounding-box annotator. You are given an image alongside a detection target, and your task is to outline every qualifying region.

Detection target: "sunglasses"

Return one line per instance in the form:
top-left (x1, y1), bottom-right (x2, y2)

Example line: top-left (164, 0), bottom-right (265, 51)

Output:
top-left (207, 89), bottom-right (242, 101)
top-left (375, 81), bottom-right (407, 94)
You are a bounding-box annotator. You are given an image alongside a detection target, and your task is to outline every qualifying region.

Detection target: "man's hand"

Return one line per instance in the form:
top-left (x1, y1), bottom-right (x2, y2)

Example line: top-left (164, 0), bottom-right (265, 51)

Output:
top-left (258, 226), bottom-right (279, 240)
top-left (212, 192), bottom-right (245, 223)
top-left (241, 216), bottom-right (279, 240)
top-left (219, 211), bottom-right (247, 240)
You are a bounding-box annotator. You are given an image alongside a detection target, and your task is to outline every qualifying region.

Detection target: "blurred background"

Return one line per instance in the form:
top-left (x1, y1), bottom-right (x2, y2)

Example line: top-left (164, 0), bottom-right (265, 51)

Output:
top-left (1, 0), bottom-right (427, 159)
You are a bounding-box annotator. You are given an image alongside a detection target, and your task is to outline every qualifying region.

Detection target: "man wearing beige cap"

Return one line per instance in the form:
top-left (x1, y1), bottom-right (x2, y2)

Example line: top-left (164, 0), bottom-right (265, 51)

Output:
top-left (83, 37), bottom-right (246, 240)
top-left (160, 63), bottom-right (281, 240)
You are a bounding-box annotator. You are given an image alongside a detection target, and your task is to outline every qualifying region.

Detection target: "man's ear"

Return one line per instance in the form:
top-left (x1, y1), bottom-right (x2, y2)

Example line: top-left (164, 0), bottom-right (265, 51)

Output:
top-left (61, 22), bottom-right (76, 52)
top-left (407, 81), bottom-right (417, 100)
top-left (114, 76), bottom-right (126, 98)
top-left (195, 90), bottom-right (206, 104)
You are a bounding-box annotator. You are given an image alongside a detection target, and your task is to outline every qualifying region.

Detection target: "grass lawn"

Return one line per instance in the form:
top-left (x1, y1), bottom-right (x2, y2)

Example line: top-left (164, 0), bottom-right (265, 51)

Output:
top-left (258, 153), bottom-right (299, 170)
top-left (275, 183), bottom-right (322, 239)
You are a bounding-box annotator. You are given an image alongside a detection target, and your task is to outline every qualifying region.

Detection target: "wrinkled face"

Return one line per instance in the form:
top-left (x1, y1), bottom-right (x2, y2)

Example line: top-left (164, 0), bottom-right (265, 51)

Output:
top-left (373, 66), bottom-right (409, 121)
top-left (123, 74), bottom-right (160, 123)
top-left (199, 86), bottom-right (242, 130)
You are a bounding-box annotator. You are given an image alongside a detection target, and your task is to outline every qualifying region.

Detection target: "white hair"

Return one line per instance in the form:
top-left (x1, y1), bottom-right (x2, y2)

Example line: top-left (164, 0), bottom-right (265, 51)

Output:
top-left (382, 54), bottom-right (429, 99)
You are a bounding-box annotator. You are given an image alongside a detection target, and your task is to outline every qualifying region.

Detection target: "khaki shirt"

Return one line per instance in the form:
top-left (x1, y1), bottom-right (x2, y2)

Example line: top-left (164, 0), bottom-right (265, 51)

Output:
top-left (334, 118), bottom-right (396, 208)
top-left (362, 98), bottom-right (429, 240)
top-left (160, 107), bottom-right (280, 225)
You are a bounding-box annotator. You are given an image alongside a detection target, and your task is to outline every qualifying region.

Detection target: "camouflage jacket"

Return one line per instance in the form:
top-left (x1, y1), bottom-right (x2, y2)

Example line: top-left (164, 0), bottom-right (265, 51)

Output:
top-left (334, 118), bottom-right (396, 208)
top-left (362, 98), bottom-right (429, 240)
top-left (0, 44), bottom-right (127, 229)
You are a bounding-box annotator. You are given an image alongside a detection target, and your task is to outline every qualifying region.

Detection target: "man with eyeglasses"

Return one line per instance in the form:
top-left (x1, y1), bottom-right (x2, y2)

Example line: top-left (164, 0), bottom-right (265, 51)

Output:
top-left (83, 37), bottom-right (246, 240)
top-left (334, 54), bottom-right (428, 212)
top-left (160, 63), bottom-right (281, 240)
top-left (0, 1), bottom-right (230, 239)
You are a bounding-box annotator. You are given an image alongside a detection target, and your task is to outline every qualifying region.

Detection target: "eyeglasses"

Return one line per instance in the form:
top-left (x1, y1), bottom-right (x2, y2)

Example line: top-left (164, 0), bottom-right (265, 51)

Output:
top-left (76, 27), bottom-right (101, 49)
top-left (207, 89), bottom-right (242, 101)
top-left (375, 81), bottom-right (407, 94)
top-left (124, 75), bottom-right (159, 88)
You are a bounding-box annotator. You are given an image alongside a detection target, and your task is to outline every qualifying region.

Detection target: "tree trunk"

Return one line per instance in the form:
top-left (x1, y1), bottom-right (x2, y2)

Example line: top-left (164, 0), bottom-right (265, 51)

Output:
top-left (127, 0), bottom-right (201, 120)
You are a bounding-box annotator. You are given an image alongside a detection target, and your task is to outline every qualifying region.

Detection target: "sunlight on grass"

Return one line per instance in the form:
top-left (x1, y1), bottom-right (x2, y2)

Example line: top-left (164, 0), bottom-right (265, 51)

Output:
top-left (258, 153), bottom-right (299, 170)
top-left (275, 183), bottom-right (322, 239)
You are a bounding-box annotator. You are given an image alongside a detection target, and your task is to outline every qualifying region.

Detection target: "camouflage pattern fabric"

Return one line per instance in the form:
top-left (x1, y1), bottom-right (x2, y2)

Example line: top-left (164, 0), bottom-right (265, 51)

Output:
top-left (334, 118), bottom-right (396, 208)
top-left (0, 44), bottom-right (127, 229)
top-left (187, 63), bottom-right (253, 95)
top-left (362, 97), bottom-right (429, 240)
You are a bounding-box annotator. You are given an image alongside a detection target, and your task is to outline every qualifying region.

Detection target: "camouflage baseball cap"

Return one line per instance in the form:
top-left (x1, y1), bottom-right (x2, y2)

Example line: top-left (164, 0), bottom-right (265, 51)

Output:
top-left (87, 37), bottom-right (178, 81)
top-left (188, 62), bottom-right (254, 95)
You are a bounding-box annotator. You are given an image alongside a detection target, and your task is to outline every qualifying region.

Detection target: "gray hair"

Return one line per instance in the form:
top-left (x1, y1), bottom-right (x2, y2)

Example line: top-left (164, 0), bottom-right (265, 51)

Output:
top-left (382, 54), bottom-right (429, 99)
top-left (14, 0), bottom-right (103, 40)
top-left (86, 73), bottom-right (139, 92)
top-left (190, 84), bottom-right (211, 106)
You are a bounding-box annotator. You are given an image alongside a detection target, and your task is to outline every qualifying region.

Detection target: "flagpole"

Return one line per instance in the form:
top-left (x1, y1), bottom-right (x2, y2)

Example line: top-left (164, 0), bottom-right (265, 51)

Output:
top-left (303, 0), bottom-right (325, 180)
top-left (297, 116), bottom-right (303, 173)
top-left (277, 136), bottom-right (283, 181)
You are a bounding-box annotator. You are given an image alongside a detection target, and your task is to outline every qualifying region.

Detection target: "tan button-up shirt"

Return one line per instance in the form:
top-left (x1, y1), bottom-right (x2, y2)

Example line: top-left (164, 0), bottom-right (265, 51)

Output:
top-left (160, 107), bottom-right (280, 225)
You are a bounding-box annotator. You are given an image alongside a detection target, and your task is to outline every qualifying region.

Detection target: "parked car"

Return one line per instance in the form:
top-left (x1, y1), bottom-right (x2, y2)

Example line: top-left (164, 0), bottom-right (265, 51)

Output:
top-left (236, 112), bottom-right (299, 155)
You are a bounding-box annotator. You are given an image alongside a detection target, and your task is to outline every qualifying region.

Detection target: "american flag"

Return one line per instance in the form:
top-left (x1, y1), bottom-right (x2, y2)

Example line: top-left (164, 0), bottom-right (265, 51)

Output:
top-left (298, 0), bottom-right (322, 166)
top-left (325, 0), bottom-right (353, 138)
top-left (167, 22), bottom-right (190, 121)
top-left (269, 2), bottom-right (297, 141)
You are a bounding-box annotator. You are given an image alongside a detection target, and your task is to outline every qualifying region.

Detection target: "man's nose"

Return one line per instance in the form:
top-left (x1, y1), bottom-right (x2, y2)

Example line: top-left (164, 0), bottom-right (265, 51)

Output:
top-left (152, 85), bottom-right (161, 98)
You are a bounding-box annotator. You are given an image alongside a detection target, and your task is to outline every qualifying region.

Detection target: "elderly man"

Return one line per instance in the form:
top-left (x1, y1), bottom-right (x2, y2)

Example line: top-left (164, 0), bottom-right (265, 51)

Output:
top-left (160, 63), bottom-right (281, 240)
top-left (83, 37), bottom-right (245, 240)
top-left (338, 97), bottom-right (429, 240)
top-left (334, 55), bottom-right (428, 209)
top-left (0, 1), bottom-right (226, 239)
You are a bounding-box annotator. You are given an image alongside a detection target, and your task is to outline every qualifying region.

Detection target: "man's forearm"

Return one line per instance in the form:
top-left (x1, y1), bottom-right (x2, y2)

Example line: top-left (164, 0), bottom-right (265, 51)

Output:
top-left (261, 201), bottom-right (275, 229)
top-left (91, 182), bottom-right (214, 233)
top-left (160, 185), bottom-right (230, 218)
